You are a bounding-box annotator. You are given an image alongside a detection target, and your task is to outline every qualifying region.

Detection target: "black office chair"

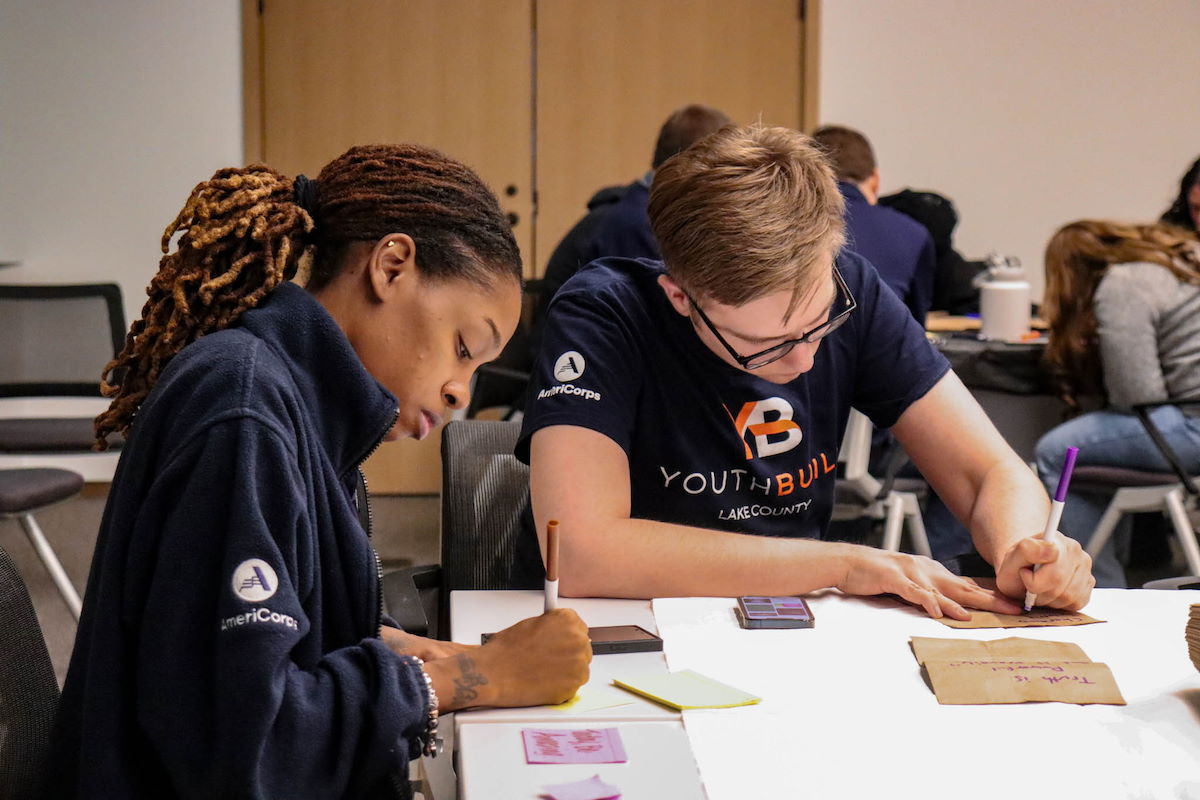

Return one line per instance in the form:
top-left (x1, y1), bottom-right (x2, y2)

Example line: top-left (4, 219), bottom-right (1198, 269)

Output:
top-left (465, 279), bottom-right (547, 420)
top-left (0, 541), bottom-right (60, 799)
top-left (1073, 398), bottom-right (1200, 583)
top-left (0, 468), bottom-right (86, 619)
top-left (0, 283), bottom-right (126, 456)
top-left (382, 420), bottom-right (536, 640)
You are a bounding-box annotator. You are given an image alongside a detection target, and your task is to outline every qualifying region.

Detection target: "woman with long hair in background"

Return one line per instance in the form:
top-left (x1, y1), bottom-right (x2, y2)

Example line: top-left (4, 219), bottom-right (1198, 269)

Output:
top-left (1036, 220), bottom-right (1200, 587)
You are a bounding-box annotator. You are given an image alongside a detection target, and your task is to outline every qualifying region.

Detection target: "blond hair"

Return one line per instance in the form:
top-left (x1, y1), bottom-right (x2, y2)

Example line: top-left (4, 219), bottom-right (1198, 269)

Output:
top-left (648, 125), bottom-right (845, 314)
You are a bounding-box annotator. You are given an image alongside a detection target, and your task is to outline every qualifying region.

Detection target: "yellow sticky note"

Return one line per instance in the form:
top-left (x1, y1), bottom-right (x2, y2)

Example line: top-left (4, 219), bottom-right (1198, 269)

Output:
top-left (612, 669), bottom-right (760, 710)
top-left (547, 684), bottom-right (638, 713)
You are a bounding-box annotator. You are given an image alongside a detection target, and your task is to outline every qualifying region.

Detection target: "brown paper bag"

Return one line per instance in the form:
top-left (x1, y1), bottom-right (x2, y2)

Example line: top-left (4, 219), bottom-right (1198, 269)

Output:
top-left (910, 636), bottom-right (1089, 665)
top-left (923, 660), bottom-right (1126, 705)
top-left (938, 607), bottom-right (1102, 629)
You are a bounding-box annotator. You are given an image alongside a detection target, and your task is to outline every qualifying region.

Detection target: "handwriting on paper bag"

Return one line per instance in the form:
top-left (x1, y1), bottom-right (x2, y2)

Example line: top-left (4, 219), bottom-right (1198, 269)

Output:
top-left (938, 607), bottom-right (1103, 629)
top-left (922, 660), bottom-right (1125, 705)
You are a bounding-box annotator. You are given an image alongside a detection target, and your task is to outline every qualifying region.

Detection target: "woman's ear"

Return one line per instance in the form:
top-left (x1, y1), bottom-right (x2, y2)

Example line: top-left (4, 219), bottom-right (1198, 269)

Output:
top-left (657, 273), bottom-right (693, 317)
top-left (367, 233), bottom-right (417, 301)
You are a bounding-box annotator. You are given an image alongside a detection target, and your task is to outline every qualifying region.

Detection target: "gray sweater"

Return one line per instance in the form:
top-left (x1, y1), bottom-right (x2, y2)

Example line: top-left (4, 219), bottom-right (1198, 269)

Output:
top-left (1093, 261), bottom-right (1200, 409)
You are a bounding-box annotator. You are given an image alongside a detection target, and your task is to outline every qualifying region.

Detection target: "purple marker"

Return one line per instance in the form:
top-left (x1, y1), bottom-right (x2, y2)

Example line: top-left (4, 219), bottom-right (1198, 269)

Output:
top-left (1024, 446), bottom-right (1079, 611)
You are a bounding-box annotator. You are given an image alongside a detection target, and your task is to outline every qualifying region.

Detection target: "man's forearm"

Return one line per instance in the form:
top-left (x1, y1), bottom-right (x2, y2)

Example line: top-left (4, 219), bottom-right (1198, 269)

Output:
top-left (552, 514), bottom-right (861, 599)
top-left (967, 459), bottom-right (1050, 566)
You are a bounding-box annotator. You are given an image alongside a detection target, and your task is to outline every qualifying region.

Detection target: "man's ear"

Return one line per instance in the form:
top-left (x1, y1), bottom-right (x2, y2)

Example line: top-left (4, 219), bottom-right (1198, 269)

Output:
top-left (366, 233), bottom-right (417, 301)
top-left (657, 273), bottom-right (692, 317)
top-left (864, 169), bottom-right (881, 203)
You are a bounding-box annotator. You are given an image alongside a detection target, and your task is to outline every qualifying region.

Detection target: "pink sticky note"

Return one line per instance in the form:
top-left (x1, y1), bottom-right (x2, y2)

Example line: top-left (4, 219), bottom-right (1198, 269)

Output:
top-left (522, 728), bottom-right (628, 765)
top-left (539, 774), bottom-right (622, 800)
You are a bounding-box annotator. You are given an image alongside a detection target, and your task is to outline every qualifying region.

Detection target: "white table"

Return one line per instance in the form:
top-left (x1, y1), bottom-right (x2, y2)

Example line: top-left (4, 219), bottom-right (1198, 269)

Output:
top-left (455, 721), bottom-right (704, 800)
top-left (655, 589), bottom-right (1200, 800)
top-left (449, 591), bottom-right (706, 799)
top-left (448, 589), bottom-right (1200, 800)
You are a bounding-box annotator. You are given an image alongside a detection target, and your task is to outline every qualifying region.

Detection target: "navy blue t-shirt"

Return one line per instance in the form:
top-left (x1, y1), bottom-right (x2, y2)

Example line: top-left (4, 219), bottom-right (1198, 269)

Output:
top-left (517, 252), bottom-right (949, 540)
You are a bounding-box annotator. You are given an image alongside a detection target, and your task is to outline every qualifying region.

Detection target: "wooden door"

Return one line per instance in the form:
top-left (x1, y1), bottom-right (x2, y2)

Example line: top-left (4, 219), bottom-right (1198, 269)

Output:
top-left (247, 0), bottom-right (532, 494)
top-left (534, 0), bottom-right (808, 273)
top-left (244, 0), bottom-right (815, 493)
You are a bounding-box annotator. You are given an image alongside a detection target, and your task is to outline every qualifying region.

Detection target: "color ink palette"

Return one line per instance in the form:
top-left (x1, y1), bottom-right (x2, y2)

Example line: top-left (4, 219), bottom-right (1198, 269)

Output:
top-left (736, 596), bottom-right (815, 629)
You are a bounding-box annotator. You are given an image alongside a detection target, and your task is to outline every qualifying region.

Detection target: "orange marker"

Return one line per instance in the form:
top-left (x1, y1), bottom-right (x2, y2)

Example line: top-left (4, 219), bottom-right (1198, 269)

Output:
top-left (544, 519), bottom-right (560, 613)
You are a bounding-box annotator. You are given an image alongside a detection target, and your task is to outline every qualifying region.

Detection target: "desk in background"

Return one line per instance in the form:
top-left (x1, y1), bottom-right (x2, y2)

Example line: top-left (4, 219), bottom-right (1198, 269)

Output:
top-left (451, 589), bottom-right (1200, 800)
top-left (926, 322), bottom-right (1063, 463)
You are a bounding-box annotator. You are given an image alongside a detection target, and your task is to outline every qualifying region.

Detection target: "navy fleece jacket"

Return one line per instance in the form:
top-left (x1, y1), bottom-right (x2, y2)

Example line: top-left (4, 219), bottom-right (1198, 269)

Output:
top-left (46, 283), bottom-right (426, 799)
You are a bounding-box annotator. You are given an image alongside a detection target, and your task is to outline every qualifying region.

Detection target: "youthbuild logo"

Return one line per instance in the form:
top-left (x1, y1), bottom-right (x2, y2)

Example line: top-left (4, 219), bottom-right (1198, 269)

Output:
top-left (725, 397), bottom-right (804, 459)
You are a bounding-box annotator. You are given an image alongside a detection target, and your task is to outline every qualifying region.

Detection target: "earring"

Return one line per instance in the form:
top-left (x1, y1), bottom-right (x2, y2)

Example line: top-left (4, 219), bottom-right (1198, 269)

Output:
top-left (386, 241), bottom-right (395, 247)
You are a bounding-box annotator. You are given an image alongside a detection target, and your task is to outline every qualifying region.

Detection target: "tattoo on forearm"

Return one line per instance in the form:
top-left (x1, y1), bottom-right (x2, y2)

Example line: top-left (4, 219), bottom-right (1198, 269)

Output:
top-left (451, 653), bottom-right (489, 707)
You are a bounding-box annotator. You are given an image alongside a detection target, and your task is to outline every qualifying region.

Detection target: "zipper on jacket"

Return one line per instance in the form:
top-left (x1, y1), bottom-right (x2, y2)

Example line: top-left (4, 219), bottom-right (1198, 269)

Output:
top-left (360, 467), bottom-right (387, 639)
top-left (358, 407), bottom-right (399, 639)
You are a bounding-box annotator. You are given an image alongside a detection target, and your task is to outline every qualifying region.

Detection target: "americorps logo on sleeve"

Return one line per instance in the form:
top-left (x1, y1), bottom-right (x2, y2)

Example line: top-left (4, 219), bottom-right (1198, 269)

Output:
top-left (538, 349), bottom-right (602, 402)
top-left (232, 559), bottom-right (278, 602)
top-left (553, 350), bottom-right (586, 381)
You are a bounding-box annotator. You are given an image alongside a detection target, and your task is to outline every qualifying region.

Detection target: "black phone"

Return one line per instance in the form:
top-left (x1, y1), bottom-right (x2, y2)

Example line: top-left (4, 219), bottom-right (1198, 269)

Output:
top-left (586, 624), bottom-right (663, 655)
top-left (482, 624), bottom-right (664, 655)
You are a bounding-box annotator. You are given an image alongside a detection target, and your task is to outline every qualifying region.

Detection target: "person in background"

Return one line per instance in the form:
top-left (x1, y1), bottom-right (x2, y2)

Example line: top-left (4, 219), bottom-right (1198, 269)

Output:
top-left (1036, 220), bottom-right (1200, 587)
top-left (813, 126), bottom-right (971, 563)
top-left (46, 144), bottom-right (591, 799)
top-left (879, 188), bottom-right (984, 315)
top-left (1160, 155), bottom-right (1200, 233)
top-left (812, 124), bottom-right (936, 325)
top-left (521, 125), bottom-right (1092, 617)
top-left (532, 104), bottom-right (732, 350)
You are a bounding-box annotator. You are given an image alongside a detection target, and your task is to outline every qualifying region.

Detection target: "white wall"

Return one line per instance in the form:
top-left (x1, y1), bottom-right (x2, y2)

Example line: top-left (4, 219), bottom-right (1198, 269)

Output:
top-left (0, 0), bottom-right (243, 328)
top-left (819, 0), bottom-right (1200, 297)
top-left (4, 3), bottom-right (1195, 312)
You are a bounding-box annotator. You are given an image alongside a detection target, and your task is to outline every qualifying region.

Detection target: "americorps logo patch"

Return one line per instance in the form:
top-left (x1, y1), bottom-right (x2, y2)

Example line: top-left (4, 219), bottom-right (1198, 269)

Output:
top-left (554, 350), bottom-right (586, 381)
top-left (232, 559), bottom-right (278, 602)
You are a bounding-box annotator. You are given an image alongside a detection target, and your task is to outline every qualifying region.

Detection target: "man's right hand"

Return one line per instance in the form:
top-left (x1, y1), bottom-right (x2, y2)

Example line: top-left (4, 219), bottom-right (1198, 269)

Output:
top-left (424, 608), bottom-right (591, 711)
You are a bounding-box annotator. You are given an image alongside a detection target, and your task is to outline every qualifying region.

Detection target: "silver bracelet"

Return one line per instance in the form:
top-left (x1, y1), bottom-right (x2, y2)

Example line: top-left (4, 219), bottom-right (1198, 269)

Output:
top-left (411, 657), bottom-right (440, 757)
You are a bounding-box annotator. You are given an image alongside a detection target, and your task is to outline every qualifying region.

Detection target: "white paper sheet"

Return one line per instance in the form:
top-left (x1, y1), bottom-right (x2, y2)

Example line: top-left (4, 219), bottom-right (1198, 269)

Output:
top-left (652, 589), bottom-right (1200, 799)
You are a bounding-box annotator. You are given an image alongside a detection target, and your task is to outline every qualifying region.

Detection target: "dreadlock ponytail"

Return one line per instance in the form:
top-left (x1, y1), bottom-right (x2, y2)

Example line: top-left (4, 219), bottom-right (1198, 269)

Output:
top-left (94, 165), bottom-right (313, 448)
top-left (95, 143), bottom-right (521, 449)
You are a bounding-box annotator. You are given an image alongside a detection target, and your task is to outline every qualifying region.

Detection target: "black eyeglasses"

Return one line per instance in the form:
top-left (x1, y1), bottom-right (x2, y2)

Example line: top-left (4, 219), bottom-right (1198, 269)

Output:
top-left (684, 267), bottom-right (856, 369)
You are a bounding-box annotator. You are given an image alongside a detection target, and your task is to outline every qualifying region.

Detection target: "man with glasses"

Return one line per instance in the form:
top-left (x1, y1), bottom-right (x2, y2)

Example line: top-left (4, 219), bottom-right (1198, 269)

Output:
top-left (516, 125), bottom-right (1093, 619)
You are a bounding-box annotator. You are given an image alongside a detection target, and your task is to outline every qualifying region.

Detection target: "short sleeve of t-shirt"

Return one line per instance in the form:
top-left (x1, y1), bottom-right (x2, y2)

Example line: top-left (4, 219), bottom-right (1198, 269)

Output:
top-left (516, 259), bottom-right (649, 463)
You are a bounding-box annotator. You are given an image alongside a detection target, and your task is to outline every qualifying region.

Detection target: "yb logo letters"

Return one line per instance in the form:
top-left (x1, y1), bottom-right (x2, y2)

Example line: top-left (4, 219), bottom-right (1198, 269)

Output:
top-left (728, 397), bottom-right (803, 460)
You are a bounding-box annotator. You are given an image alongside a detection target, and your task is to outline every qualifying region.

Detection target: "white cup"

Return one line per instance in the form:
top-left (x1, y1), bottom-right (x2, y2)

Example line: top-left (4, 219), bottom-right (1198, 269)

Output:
top-left (979, 280), bottom-right (1030, 341)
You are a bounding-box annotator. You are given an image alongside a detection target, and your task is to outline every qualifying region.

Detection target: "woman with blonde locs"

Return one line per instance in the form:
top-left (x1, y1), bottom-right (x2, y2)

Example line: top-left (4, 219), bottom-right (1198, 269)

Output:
top-left (1036, 219), bottom-right (1200, 588)
top-left (47, 144), bottom-right (590, 799)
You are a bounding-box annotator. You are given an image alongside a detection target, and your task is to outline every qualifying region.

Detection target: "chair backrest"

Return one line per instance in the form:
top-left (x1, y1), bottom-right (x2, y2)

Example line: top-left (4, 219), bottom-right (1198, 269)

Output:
top-left (0, 283), bottom-right (125, 398)
top-left (0, 542), bottom-right (60, 798)
top-left (837, 409), bottom-right (882, 502)
top-left (440, 419), bottom-right (531, 595)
